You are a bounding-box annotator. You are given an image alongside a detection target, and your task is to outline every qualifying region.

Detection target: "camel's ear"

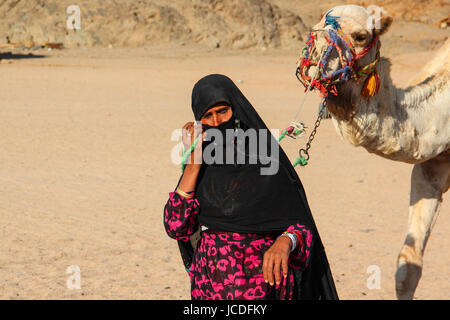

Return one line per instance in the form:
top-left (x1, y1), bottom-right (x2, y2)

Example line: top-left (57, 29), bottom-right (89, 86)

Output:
top-left (366, 5), bottom-right (393, 36)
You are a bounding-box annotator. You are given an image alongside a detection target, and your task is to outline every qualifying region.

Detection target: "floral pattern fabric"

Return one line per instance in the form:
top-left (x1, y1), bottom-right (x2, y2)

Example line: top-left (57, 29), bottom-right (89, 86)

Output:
top-left (164, 191), bottom-right (313, 300)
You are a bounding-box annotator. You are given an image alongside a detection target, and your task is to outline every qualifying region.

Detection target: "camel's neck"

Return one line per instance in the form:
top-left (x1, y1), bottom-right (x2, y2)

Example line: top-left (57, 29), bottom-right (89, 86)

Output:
top-left (396, 72), bottom-right (448, 109)
top-left (329, 58), bottom-right (449, 163)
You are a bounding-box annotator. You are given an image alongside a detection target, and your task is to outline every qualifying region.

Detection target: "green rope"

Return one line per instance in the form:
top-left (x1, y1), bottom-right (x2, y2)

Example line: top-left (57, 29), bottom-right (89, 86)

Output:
top-left (278, 129), bottom-right (289, 142)
top-left (278, 127), bottom-right (308, 167)
top-left (293, 156), bottom-right (308, 167)
top-left (278, 127), bottom-right (303, 142)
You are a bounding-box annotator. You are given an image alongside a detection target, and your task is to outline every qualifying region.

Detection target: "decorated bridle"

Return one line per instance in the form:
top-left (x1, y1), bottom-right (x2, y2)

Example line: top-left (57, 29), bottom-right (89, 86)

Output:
top-left (296, 11), bottom-right (381, 98)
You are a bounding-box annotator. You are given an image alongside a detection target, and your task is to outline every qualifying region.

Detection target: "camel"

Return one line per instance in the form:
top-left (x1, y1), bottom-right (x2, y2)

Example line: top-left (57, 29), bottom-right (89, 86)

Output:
top-left (296, 4), bottom-right (449, 299)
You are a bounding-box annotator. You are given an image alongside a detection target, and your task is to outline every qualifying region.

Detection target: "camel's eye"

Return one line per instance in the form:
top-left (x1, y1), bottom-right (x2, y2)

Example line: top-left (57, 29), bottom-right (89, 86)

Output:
top-left (353, 33), bottom-right (367, 43)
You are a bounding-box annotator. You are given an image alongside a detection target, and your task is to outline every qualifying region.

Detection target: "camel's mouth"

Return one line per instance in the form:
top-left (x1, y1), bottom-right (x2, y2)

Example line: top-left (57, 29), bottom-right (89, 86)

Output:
top-left (296, 28), bottom-right (356, 97)
top-left (296, 22), bottom-right (380, 100)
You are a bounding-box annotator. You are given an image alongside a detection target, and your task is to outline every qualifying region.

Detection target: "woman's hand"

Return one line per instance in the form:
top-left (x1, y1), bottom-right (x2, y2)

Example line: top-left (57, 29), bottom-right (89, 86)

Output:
top-left (182, 121), bottom-right (204, 167)
top-left (178, 121), bottom-right (204, 193)
top-left (263, 235), bottom-right (292, 286)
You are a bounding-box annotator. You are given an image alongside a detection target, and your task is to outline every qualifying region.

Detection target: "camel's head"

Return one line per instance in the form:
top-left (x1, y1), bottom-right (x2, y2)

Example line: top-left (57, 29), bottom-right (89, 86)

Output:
top-left (296, 5), bottom-right (392, 118)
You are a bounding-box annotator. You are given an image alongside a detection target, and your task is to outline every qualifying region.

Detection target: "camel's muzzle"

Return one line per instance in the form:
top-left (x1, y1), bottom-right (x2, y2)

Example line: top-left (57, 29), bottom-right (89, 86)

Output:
top-left (296, 25), bottom-right (379, 98)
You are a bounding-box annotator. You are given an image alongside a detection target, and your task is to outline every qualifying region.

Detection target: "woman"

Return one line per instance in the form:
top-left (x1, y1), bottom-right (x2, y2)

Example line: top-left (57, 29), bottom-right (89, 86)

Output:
top-left (163, 74), bottom-right (338, 300)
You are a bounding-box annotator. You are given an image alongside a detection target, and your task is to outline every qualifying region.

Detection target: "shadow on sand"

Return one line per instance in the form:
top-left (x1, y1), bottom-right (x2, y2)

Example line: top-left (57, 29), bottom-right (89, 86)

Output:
top-left (0, 52), bottom-right (45, 60)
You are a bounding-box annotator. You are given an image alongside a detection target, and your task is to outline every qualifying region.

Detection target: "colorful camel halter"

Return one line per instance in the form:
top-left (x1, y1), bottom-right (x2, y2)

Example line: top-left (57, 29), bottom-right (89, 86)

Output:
top-left (296, 11), bottom-right (381, 98)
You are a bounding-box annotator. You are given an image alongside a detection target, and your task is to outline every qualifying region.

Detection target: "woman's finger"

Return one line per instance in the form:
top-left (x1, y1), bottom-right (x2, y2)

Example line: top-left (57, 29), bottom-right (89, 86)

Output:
top-left (182, 123), bottom-right (192, 137)
top-left (262, 253), bottom-right (268, 283)
top-left (281, 254), bottom-right (289, 278)
top-left (191, 123), bottom-right (203, 164)
top-left (273, 256), bottom-right (282, 285)
top-left (193, 122), bottom-right (202, 138)
top-left (263, 253), bottom-right (273, 285)
top-left (189, 126), bottom-right (195, 142)
top-left (182, 122), bottom-right (194, 146)
top-left (182, 122), bottom-right (194, 131)
top-left (182, 122), bottom-right (191, 128)
top-left (267, 255), bottom-right (275, 286)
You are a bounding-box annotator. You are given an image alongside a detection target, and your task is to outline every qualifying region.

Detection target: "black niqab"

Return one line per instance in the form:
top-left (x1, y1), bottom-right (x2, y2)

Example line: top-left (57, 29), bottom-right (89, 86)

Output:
top-left (177, 74), bottom-right (338, 300)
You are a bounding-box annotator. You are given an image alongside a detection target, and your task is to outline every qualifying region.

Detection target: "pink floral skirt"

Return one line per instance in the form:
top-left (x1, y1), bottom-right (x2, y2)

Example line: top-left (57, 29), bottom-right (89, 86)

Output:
top-left (188, 229), bottom-right (296, 300)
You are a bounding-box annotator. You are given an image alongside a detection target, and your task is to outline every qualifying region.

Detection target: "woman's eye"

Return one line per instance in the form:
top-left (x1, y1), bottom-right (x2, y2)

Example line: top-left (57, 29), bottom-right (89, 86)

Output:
top-left (219, 109), bottom-right (228, 114)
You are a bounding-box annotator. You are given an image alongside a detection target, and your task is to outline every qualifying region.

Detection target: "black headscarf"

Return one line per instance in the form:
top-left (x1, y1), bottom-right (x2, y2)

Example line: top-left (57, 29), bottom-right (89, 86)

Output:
top-left (177, 74), bottom-right (338, 300)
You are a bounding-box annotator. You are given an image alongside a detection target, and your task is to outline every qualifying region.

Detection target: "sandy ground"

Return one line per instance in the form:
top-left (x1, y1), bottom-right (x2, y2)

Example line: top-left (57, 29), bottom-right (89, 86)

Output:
top-left (0, 45), bottom-right (448, 300)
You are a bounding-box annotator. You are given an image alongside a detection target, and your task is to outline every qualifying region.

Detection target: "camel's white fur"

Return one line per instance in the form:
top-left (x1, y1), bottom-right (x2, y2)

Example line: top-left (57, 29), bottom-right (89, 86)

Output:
top-left (303, 5), bottom-right (450, 299)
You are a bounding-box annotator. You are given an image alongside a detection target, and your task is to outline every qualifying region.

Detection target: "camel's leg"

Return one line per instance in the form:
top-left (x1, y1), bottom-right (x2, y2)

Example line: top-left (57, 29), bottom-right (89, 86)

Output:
top-left (395, 156), bottom-right (450, 300)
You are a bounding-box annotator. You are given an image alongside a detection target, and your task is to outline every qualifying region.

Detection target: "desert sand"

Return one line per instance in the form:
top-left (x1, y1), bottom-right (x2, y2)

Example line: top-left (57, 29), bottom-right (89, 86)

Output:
top-left (0, 0), bottom-right (448, 300)
top-left (0, 45), bottom-right (448, 300)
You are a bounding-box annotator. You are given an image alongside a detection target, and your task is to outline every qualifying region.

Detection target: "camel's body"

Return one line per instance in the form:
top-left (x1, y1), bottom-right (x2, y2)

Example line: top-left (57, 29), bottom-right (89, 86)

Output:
top-left (301, 5), bottom-right (450, 299)
top-left (330, 57), bottom-right (449, 164)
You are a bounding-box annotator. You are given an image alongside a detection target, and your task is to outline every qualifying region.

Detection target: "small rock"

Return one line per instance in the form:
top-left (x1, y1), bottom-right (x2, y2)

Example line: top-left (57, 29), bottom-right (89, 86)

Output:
top-left (237, 80), bottom-right (244, 84)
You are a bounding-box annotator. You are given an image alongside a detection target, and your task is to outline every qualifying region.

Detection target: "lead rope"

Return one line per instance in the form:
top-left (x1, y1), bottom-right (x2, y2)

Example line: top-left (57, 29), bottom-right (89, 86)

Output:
top-left (180, 135), bottom-right (200, 173)
top-left (292, 100), bottom-right (326, 167)
top-left (277, 49), bottom-right (328, 168)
